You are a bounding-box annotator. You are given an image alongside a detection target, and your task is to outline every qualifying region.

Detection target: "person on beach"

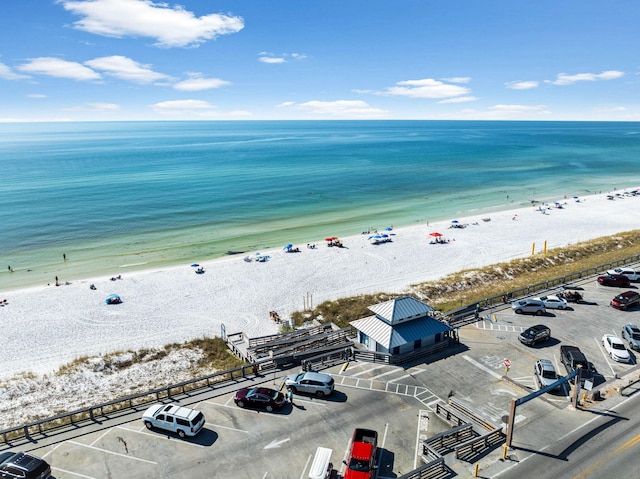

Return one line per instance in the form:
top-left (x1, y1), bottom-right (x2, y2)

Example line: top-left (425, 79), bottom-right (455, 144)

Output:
top-left (287, 387), bottom-right (294, 405)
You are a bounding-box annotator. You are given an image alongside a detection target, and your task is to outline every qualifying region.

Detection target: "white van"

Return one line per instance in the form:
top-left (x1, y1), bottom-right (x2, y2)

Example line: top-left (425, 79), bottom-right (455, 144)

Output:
top-left (309, 447), bottom-right (333, 479)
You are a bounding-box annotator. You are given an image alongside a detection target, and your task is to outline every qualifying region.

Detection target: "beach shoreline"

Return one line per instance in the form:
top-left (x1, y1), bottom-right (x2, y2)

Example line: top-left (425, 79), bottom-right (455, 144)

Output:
top-left (1, 192), bottom-right (639, 381)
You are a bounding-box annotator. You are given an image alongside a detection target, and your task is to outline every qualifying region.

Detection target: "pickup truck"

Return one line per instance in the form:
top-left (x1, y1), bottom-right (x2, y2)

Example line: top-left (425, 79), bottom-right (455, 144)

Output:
top-left (343, 428), bottom-right (378, 479)
top-left (560, 345), bottom-right (593, 384)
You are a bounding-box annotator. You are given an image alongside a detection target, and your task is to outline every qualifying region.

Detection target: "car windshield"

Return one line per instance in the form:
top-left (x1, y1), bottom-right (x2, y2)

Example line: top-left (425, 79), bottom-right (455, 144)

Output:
top-left (542, 370), bottom-right (557, 379)
top-left (612, 342), bottom-right (625, 350)
top-left (348, 458), bottom-right (371, 472)
top-left (524, 330), bottom-right (537, 337)
top-left (632, 332), bottom-right (640, 340)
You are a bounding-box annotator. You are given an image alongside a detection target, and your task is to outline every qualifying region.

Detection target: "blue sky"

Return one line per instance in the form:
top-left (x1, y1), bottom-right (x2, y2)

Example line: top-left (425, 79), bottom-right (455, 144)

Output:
top-left (1, 0), bottom-right (638, 121)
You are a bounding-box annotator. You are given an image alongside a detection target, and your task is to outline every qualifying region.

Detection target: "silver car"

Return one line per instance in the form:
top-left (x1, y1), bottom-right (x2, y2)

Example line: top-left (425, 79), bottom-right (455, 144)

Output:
top-left (621, 323), bottom-right (640, 351)
top-left (534, 359), bottom-right (560, 391)
top-left (512, 299), bottom-right (546, 315)
top-left (284, 371), bottom-right (335, 397)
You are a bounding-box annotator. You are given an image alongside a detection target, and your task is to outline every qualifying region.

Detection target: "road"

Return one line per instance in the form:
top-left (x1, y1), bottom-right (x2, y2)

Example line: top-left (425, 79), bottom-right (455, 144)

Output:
top-left (496, 390), bottom-right (640, 479)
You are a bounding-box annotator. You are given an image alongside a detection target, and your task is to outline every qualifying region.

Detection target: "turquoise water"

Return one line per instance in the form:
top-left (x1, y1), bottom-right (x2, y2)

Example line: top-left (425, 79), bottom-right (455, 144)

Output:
top-left (1, 120), bottom-right (639, 291)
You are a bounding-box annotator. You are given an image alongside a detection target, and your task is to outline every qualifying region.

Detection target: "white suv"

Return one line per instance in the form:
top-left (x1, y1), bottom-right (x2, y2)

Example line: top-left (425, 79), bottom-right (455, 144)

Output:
top-left (142, 404), bottom-right (205, 438)
top-left (607, 267), bottom-right (640, 282)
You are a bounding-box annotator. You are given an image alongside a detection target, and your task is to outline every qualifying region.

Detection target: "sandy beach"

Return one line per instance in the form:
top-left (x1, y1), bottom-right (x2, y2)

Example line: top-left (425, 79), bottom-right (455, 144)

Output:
top-left (1, 192), bottom-right (639, 381)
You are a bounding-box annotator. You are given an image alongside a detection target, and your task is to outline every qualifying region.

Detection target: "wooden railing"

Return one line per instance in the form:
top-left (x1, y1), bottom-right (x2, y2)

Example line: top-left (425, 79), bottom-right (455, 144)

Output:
top-left (0, 363), bottom-right (258, 445)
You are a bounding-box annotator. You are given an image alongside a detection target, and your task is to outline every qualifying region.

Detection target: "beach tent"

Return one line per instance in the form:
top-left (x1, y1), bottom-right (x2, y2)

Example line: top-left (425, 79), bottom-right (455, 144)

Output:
top-left (105, 294), bottom-right (122, 305)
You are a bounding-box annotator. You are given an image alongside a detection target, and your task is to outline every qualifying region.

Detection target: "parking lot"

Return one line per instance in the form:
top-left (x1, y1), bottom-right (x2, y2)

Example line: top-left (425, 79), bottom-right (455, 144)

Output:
top-left (7, 274), bottom-right (640, 478)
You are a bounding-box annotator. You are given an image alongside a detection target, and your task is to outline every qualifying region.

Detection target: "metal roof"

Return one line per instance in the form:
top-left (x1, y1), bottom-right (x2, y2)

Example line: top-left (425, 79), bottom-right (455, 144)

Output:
top-left (368, 296), bottom-right (435, 325)
top-left (350, 314), bottom-right (451, 350)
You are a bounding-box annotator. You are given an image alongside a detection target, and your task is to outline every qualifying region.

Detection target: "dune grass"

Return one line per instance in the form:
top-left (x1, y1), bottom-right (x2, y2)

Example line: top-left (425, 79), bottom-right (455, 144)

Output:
top-left (291, 230), bottom-right (640, 329)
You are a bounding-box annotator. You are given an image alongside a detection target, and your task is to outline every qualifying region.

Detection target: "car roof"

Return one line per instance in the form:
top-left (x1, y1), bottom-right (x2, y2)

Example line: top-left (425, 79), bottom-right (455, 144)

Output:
top-left (618, 291), bottom-right (639, 298)
top-left (299, 371), bottom-right (331, 381)
top-left (529, 324), bottom-right (549, 331)
top-left (536, 359), bottom-right (555, 369)
top-left (604, 334), bottom-right (624, 343)
top-left (625, 324), bottom-right (640, 332)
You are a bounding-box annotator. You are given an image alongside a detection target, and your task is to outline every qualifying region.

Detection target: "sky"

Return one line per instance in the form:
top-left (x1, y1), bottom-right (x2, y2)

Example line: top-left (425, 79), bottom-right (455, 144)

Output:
top-left (0, 0), bottom-right (639, 122)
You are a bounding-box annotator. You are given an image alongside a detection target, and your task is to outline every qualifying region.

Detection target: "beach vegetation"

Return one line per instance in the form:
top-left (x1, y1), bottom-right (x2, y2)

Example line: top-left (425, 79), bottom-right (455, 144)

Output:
top-left (295, 231), bottom-right (640, 328)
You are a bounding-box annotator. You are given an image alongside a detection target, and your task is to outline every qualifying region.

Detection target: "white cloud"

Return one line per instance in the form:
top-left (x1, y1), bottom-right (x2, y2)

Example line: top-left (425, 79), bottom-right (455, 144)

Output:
top-left (86, 102), bottom-right (120, 111)
top-left (149, 99), bottom-right (217, 113)
top-left (278, 100), bottom-right (387, 118)
top-left (173, 75), bottom-right (229, 91)
top-left (0, 61), bottom-right (29, 80)
top-left (61, 0), bottom-right (244, 48)
top-left (258, 52), bottom-right (307, 64)
top-left (380, 78), bottom-right (471, 99)
top-left (259, 56), bottom-right (286, 64)
top-left (548, 70), bottom-right (624, 86)
top-left (448, 104), bottom-right (550, 120)
top-left (506, 80), bottom-right (539, 90)
top-left (85, 55), bottom-right (171, 83)
top-left (438, 96), bottom-right (478, 104)
top-left (18, 57), bottom-right (101, 81)
top-left (442, 77), bottom-right (471, 84)
top-left (28, 94), bottom-right (47, 98)
top-left (149, 99), bottom-right (251, 118)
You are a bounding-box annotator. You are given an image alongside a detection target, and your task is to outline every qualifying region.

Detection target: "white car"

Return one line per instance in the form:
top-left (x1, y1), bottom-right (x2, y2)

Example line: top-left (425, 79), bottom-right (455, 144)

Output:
top-left (607, 267), bottom-right (640, 282)
top-left (142, 403), bottom-right (206, 438)
top-left (602, 334), bottom-right (631, 363)
top-left (535, 295), bottom-right (568, 310)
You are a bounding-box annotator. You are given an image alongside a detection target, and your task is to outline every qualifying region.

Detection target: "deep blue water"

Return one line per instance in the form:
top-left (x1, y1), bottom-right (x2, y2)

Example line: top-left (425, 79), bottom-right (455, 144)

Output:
top-left (1, 120), bottom-right (639, 290)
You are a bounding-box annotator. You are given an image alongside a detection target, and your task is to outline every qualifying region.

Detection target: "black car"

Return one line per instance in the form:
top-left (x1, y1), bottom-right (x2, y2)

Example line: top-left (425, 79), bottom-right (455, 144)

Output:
top-left (0, 451), bottom-right (51, 479)
top-left (233, 387), bottom-right (286, 412)
top-left (560, 345), bottom-right (593, 384)
top-left (518, 324), bottom-right (551, 346)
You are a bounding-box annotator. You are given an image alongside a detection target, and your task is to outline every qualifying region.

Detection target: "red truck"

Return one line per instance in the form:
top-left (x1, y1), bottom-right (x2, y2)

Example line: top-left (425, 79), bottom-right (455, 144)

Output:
top-left (343, 428), bottom-right (378, 479)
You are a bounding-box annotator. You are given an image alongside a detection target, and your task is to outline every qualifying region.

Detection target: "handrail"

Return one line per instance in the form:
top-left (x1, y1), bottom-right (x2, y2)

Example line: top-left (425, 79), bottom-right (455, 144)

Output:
top-left (0, 363), bottom-right (258, 445)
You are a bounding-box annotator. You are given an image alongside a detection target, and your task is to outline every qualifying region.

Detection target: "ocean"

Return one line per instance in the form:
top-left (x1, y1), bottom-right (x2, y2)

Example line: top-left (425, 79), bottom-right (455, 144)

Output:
top-left (1, 120), bottom-right (639, 291)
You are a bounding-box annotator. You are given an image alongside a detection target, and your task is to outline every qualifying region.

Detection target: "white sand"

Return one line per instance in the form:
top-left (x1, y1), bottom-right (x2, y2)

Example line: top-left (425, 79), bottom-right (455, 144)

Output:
top-left (1, 193), bottom-right (639, 381)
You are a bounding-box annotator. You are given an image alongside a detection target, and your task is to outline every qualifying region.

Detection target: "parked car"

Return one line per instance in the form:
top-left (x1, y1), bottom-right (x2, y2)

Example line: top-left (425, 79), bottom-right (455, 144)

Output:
top-left (0, 451), bottom-right (51, 479)
top-left (142, 403), bottom-right (205, 438)
top-left (535, 295), bottom-right (568, 310)
top-left (560, 345), bottom-right (593, 384)
top-left (234, 387), bottom-right (286, 412)
top-left (602, 334), bottom-right (631, 363)
top-left (518, 324), bottom-right (551, 346)
top-left (284, 371), bottom-right (335, 398)
top-left (610, 291), bottom-right (640, 310)
top-left (621, 323), bottom-right (640, 351)
top-left (597, 273), bottom-right (631, 287)
top-left (606, 267), bottom-right (640, 282)
top-left (534, 359), bottom-right (561, 391)
top-left (511, 299), bottom-right (546, 315)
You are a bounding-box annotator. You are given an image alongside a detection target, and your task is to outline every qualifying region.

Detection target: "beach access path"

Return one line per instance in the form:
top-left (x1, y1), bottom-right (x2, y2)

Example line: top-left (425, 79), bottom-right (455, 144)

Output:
top-left (1, 193), bottom-right (639, 380)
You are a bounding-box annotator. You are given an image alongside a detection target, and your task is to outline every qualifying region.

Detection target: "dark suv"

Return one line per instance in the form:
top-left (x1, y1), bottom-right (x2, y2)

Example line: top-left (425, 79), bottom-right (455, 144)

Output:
top-left (560, 345), bottom-right (593, 384)
top-left (518, 324), bottom-right (551, 346)
top-left (0, 451), bottom-right (51, 479)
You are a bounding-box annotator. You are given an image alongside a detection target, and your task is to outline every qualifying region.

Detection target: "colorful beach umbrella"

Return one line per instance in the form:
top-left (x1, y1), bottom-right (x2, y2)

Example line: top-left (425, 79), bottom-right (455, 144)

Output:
top-left (429, 232), bottom-right (443, 237)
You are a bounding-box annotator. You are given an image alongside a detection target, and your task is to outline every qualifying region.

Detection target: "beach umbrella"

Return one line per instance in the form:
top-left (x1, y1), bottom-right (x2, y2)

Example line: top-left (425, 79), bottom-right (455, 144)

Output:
top-left (325, 237), bottom-right (335, 241)
top-left (384, 227), bottom-right (393, 231)
top-left (451, 220), bottom-right (459, 224)
top-left (283, 244), bottom-right (293, 250)
top-left (429, 232), bottom-right (443, 237)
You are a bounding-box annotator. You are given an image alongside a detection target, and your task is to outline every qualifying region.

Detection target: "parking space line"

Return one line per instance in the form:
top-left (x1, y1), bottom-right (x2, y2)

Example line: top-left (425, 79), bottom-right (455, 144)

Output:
top-left (463, 355), bottom-right (503, 379)
top-left (594, 336), bottom-right (617, 376)
top-left (51, 466), bottom-right (97, 479)
top-left (67, 440), bottom-right (158, 464)
top-left (389, 373), bottom-right (413, 383)
top-left (371, 369), bottom-right (404, 380)
top-left (349, 364), bottom-right (387, 377)
top-left (114, 426), bottom-right (209, 447)
top-left (205, 422), bottom-right (248, 433)
top-left (89, 429), bottom-right (111, 447)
